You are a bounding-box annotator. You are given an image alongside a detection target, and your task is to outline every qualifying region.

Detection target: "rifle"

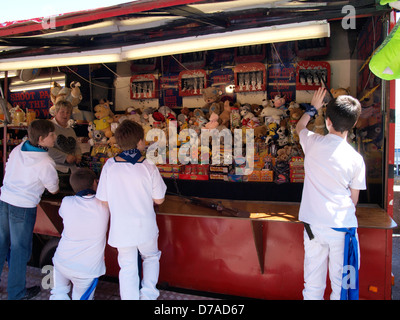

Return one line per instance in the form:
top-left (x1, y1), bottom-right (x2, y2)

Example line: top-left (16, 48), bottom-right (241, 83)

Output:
top-left (166, 192), bottom-right (250, 218)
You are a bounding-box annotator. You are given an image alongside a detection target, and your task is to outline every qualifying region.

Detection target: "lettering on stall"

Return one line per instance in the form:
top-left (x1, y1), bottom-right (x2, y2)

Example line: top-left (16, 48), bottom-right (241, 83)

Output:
top-left (9, 89), bottom-right (51, 118)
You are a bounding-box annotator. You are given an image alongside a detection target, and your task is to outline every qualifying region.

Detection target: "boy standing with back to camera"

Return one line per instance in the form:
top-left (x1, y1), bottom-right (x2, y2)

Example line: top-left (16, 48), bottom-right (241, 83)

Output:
top-left (96, 119), bottom-right (166, 300)
top-left (296, 88), bottom-right (366, 300)
top-left (0, 119), bottom-right (59, 300)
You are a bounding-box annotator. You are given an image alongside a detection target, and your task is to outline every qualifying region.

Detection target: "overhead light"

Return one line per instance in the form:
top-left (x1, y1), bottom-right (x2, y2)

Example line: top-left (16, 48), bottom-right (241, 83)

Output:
top-left (0, 48), bottom-right (123, 71)
top-left (0, 21), bottom-right (329, 71)
top-left (121, 20), bottom-right (330, 60)
top-left (0, 70), bottom-right (18, 78)
top-left (9, 74), bottom-right (66, 92)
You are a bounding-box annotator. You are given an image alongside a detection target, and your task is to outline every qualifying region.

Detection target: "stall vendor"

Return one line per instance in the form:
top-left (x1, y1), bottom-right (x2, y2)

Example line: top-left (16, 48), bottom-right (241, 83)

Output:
top-left (48, 101), bottom-right (82, 189)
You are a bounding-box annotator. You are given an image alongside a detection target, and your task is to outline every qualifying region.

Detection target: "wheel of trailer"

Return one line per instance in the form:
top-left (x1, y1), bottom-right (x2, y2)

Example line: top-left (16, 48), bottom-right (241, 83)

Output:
top-left (39, 238), bottom-right (60, 268)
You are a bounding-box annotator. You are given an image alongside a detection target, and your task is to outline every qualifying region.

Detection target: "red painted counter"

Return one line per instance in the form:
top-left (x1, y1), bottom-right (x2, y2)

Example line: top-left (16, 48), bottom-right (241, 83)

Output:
top-left (34, 195), bottom-right (396, 299)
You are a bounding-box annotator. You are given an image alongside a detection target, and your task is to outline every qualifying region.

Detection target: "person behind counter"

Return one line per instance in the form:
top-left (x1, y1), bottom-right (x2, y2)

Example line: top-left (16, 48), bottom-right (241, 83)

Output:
top-left (48, 100), bottom-right (82, 190)
top-left (0, 119), bottom-right (59, 300)
top-left (96, 119), bottom-right (167, 300)
top-left (295, 88), bottom-right (366, 300)
top-left (50, 168), bottom-right (109, 300)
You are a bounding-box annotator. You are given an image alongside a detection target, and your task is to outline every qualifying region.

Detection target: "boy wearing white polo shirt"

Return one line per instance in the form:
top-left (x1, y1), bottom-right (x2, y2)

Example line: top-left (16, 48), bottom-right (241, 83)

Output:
top-left (50, 168), bottom-right (109, 300)
top-left (296, 88), bottom-right (366, 300)
top-left (96, 120), bottom-right (166, 300)
top-left (0, 119), bottom-right (59, 300)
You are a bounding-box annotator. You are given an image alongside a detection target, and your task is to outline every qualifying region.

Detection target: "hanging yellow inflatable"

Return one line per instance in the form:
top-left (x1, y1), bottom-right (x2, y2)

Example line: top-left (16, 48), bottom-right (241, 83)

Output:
top-left (369, 1), bottom-right (400, 80)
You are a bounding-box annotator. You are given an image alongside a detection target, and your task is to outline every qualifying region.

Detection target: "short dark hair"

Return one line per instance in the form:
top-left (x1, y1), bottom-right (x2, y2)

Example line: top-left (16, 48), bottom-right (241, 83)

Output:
top-left (69, 168), bottom-right (97, 193)
top-left (114, 119), bottom-right (144, 150)
top-left (28, 119), bottom-right (55, 145)
top-left (325, 95), bottom-right (361, 133)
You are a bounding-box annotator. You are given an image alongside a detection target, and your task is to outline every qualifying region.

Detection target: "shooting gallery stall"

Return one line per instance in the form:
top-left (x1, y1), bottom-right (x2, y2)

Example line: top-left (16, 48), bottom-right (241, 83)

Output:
top-left (0, 0), bottom-right (397, 299)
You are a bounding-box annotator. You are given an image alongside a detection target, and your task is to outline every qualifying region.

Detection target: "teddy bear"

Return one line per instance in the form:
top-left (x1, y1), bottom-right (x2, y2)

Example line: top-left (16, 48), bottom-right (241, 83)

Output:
top-left (288, 101), bottom-right (304, 125)
top-left (330, 87), bottom-right (350, 99)
top-left (254, 124), bottom-right (268, 142)
top-left (202, 87), bottom-right (223, 116)
top-left (276, 145), bottom-right (292, 162)
top-left (89, 100), bottom-right (114, 140)
top-left (313, 108), bottom-right (326, 135)
top-left (177, 107), bottom-right (190, 125)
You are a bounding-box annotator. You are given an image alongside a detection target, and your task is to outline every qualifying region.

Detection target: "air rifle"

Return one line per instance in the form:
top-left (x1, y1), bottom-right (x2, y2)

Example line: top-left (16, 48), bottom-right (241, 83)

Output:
top-left (166, 192), bottom-right (250, 218)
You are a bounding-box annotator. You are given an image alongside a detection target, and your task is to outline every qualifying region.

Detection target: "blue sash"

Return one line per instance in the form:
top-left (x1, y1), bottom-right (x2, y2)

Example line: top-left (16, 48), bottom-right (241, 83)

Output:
top-left (116, 148), bottom-right (142, 165)
top-left (332, 227), bottom-right (359, 300)
top-left (76, 189), bottom-right (96, 197)
top-left (80, 277), bottom-right (99, 300)
top-left (21, 140), bottom-right (48, 152)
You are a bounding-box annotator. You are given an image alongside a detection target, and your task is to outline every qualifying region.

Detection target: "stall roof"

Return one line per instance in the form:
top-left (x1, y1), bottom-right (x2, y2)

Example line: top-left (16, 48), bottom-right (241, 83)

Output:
top-left (0, 0), bottom-right (391, 70)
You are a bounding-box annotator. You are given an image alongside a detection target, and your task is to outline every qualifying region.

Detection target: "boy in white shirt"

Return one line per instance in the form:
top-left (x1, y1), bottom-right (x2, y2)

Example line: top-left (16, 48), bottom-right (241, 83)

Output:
top-left (96, 119), bottom-right (167, 300)
top-left (0, 119), bottom-right (59, 300)
top-left (50, 168), bottom-right (109, 300)
top-left (296, 88), bottom-right (366, 300)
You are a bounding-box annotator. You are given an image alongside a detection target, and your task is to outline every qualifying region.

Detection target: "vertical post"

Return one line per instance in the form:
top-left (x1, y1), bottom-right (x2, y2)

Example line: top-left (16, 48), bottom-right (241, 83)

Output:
top-left (2, 71), bottom-right (8, 175)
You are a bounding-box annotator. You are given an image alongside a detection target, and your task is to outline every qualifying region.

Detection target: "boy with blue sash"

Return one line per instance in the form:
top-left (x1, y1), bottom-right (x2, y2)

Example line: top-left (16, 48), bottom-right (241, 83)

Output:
top-left (296, 88), bottom-right (366, 300)
top-left (96, 120), bottom-right (166, 300)
top-left (50, 168), bottom-right (109, 300)
top-left (0, 120), bottom-right (59, 300)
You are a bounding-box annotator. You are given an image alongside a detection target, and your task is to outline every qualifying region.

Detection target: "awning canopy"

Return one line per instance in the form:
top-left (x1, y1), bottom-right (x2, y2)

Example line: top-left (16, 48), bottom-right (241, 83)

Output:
top-left (0, 0), bottom-right (391, 71)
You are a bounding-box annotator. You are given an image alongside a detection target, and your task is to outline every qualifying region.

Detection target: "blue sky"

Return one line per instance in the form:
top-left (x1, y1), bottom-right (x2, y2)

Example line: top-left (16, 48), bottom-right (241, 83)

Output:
top-left (0, 0), bottom-right (132, 23)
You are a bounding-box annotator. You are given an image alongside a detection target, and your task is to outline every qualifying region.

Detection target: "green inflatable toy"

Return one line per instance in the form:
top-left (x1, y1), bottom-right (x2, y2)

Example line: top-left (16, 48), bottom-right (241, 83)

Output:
top-left (369, 19), bottom-right (400, 80)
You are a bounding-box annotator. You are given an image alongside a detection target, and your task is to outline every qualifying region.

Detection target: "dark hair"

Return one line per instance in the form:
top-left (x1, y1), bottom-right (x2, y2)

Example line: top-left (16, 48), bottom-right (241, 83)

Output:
top-left (114, 119), bottom-right (144, 150)
top-left (69, 168), bottom-right (97, 193)
top-left (28, 119), bottom-right (55, 145)
top-left (325, 95), bottom-right (361, 133)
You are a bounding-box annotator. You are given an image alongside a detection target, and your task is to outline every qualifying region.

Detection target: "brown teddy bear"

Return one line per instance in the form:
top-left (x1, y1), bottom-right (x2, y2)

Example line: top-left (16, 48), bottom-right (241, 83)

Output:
top-left (202, 87), bottom-right (223, 117)
top-left (330, 87), bottom-right (350, 99)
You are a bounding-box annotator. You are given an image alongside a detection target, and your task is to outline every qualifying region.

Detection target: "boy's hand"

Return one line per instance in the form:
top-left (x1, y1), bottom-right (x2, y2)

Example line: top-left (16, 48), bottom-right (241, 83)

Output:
top-left (311, 87), bottom-right (327, 110)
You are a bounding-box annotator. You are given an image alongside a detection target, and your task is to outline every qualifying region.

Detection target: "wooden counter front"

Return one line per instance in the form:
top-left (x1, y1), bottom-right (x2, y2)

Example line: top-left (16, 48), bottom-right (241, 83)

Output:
top-left (157, 195), bottom-right (397, 229)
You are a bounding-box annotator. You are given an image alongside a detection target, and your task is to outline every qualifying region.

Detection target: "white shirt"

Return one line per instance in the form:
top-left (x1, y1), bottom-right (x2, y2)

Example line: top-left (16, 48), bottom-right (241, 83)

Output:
top-left (298, 129), bottom-right (366, 228)
top-left (0, 142), bottom-right (59, 208)
top-left (53, 195), bottom-right (109, 278)
top-left (96, 157), bottom-right (167, 248)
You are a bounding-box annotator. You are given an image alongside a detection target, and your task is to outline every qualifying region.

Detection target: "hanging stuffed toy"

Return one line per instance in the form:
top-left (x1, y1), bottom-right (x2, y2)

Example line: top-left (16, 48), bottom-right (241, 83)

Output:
top-left (369, 17), bottom-right (400, 80)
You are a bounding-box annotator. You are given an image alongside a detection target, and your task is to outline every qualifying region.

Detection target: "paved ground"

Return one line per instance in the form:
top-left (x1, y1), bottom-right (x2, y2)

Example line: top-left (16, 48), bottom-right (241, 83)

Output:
top-left (1, 181), bottom-right (400, 300)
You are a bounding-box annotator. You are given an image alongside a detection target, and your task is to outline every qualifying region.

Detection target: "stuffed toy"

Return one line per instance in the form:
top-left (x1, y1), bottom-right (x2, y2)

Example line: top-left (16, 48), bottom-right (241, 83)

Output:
top-left (202, 87), bottom-right (223, 116)
top-left (251, 104), bottom-right (262, 117)
top-left (254, 125), bottom-right (268, 142)
top-left (204, 112), bottom-right (220, 130)
top-left (90, 100), bottom-right (114, 140)
top-left (276, 125), bottom-right (289, 147)
top-left (260, 102), bottom-right (285, 123)
top-left (177, 107), bottom-right (190, 125)
top-left (50, 81), bottom-right (82, 107)
top-left (313, 108), bottom-right (326, 135)
top-left (219, 100), bottom-right (232, 128)
top-left (330, 87), bottom-right (350, 99)
top-left (272, 95), bottom-right (286, 109)
top-left (158, 105), bottom-right (177, 120)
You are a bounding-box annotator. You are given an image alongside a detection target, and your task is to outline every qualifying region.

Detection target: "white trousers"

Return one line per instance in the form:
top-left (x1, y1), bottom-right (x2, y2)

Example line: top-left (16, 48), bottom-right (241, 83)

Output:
top-left (50, 267), bottom-right (96, 300)
top-left (117, 235), bottom-right (161, 300)
top-left (303, 225), bottom-right (360, 300)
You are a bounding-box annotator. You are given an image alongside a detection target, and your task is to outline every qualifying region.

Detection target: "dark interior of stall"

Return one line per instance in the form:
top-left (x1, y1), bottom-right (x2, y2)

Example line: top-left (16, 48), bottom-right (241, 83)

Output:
top-left (0, 17), bottom-right (386, 207)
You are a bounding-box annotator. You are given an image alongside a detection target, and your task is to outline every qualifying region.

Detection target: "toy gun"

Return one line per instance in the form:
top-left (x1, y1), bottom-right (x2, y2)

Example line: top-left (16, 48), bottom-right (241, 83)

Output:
top-left (166, 192), bottom-right (250, 218)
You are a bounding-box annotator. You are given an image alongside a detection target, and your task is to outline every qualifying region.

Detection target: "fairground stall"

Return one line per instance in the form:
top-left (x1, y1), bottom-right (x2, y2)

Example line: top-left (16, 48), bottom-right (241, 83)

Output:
top-left (0, 0), bottom-right (398, 299)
